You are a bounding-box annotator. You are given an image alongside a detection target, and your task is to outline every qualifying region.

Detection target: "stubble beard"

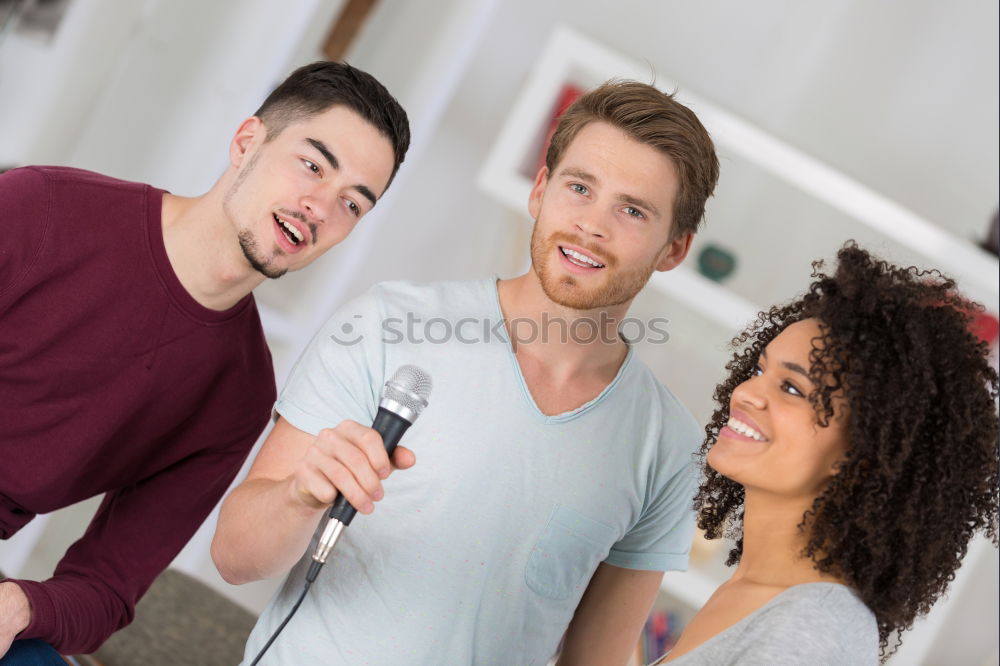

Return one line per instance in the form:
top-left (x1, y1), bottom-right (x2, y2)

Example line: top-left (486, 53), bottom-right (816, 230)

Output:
top-left (237, 230), bottom-right (287, 280)
top-left (529, 222), bottom-right (656, 311)
top-left (223, 150), bottom-right (288, 280)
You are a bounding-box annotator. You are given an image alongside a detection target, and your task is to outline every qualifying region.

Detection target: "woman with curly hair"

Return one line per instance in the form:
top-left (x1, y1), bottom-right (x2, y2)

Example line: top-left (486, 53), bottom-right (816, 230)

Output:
top-left (654, 242), bottom-right (999, 664)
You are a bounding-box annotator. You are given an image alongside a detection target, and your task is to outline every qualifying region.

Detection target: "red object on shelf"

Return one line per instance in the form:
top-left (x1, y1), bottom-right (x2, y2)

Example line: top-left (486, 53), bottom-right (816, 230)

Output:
top-left (970, 311), bottom-right (1000, 345)
top-left (534, 83), bottom-right (585, 175)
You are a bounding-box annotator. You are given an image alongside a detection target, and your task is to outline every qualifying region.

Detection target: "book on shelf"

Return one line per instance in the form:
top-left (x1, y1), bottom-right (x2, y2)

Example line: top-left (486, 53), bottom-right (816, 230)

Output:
top-left (629, 608), bottom-right (683, 665)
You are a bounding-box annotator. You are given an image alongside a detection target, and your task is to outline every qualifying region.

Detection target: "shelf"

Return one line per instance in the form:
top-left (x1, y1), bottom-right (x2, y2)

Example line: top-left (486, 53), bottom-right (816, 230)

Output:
top-left (648, 267), bottom-right (759, 334)
top-left (693, 94), bottom-right (999, 311)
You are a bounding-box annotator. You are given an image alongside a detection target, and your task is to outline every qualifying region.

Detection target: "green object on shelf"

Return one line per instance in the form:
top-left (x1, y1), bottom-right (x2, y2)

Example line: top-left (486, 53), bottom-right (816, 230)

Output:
top-left (697, 244), bottom-right (736, 282)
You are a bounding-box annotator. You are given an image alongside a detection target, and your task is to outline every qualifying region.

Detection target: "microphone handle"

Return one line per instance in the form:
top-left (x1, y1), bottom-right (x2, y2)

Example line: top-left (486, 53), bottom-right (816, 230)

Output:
top-left (326, 406), bottom-right (412, 526)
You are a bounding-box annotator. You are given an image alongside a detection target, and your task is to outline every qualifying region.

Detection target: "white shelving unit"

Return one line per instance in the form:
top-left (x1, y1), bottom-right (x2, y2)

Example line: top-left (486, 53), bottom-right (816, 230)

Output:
top-left (476, 24), bottom-right (1000, 664)
top-left (477, 25), bottom-right (999, 316)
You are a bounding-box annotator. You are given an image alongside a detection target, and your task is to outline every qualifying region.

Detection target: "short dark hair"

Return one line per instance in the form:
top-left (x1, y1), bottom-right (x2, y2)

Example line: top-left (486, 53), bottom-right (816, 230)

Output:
top-left (254, 61), bottom-right (411, 187)
top-left (546, 80), bottom-right (719, 238)
top-left (695, 242), bottom-right (999, 659)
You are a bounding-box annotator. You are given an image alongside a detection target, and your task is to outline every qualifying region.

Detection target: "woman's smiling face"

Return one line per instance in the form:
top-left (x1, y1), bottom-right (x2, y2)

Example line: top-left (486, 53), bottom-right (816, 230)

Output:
top-left (708, 318), bottom-right (850, 501)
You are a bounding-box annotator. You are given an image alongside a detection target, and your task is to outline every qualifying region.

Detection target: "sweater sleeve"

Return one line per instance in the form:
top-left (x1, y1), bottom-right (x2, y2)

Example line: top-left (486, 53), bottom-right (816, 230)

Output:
top-left (6, 436), bottom-right (257, 654)
top-left (0, 167), bottom-right (49, 299)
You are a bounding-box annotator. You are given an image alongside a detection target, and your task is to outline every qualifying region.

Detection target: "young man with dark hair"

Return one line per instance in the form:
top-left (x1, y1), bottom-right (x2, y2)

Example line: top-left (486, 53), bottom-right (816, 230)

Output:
top-left (213, 80), bottom-right (720, 665)
top-left (0, 60), bottom-right (410, 662)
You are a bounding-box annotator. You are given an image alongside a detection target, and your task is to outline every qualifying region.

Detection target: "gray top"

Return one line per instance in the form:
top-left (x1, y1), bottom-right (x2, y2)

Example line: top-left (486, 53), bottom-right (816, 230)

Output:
top-left (653, 583), bottom-right (879, 665)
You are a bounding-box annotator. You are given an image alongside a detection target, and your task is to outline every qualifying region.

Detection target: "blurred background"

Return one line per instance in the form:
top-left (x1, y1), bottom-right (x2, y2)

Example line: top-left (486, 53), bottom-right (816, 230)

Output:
top-left (1, 0), bottom-right (997, 663)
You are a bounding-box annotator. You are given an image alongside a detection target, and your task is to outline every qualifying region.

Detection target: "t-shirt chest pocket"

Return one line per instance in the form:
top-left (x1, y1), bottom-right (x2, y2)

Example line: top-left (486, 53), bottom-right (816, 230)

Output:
top-left (524, 504), bottom-right (616, 601)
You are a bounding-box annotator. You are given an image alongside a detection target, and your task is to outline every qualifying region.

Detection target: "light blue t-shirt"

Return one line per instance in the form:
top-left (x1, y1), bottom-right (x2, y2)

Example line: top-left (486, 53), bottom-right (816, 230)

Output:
top-left (242, 279), bottom-right (702, 665)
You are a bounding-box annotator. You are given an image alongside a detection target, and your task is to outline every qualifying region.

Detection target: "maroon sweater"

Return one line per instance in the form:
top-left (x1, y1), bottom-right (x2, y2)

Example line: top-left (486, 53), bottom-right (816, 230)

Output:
top-left (0, 167), bottom-right (276, 653)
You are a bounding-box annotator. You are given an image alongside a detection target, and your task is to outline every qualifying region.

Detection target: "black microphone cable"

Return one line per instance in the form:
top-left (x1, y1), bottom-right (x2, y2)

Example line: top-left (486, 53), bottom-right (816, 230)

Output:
top-left (247, 574), bottom-right (313, 666)
top-left (247, 365), bottom-right (432, 665)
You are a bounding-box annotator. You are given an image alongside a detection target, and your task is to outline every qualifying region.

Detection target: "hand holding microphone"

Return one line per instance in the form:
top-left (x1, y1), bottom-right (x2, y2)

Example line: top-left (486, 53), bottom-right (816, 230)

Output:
top-left (291, 419), bottom-right (415, 516)
top-left (290, 365), bottom-right (431, 518)
top-left (250, 365), bottom-right (433, 665)
top-left (308, 365), bottom-right (432, 574)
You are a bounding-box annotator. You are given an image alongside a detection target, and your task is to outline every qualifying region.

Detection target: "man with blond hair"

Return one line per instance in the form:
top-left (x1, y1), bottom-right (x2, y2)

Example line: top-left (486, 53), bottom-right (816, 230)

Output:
top-left (214, 80), bottom-right (719, 665)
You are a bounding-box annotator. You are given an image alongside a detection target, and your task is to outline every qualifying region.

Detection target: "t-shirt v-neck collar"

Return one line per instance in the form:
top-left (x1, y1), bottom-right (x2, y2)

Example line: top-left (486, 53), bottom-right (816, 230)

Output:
top-left (488, 277), bottom-right (634, 424)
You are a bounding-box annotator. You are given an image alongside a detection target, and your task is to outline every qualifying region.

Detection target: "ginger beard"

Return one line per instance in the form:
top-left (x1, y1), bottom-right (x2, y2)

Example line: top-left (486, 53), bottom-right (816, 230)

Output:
top-left (223, 149), bottom-right (289, 280)
top-left (530, 225), bottom-right (661, 311)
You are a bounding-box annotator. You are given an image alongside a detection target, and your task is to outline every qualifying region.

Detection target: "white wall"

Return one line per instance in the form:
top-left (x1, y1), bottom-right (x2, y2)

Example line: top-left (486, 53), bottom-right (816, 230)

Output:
top-left (0, 0), bottom-right (341, 186)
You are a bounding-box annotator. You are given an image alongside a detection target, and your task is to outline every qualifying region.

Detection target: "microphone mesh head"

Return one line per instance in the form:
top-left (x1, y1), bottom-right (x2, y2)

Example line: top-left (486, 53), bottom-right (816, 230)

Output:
top-left (383, 365), bottom-right (433, 417)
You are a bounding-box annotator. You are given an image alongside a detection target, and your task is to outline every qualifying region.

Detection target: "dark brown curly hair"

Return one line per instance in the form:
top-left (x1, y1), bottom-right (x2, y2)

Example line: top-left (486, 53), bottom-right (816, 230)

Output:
top-left (694, 241), bottom-right (999, 658)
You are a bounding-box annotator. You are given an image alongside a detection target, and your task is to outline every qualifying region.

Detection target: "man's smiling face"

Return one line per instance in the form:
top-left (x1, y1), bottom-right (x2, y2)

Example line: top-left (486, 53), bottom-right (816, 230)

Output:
top-left (527, 121), bottom-right (690, 311)
top-left (223, 105), bottom-right (396, 279)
